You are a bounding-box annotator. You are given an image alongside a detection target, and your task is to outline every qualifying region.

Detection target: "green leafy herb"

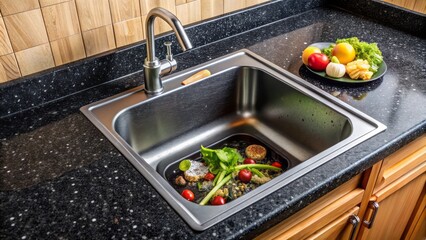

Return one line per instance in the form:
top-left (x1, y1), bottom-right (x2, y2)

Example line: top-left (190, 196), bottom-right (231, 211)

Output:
top-left (322, 43), bottom-right (335, 59)
top-left (322, 37), bottom-right (383, 72)
top-left (200, 146), bottom-right (243, 174)
top-left (199, 145), bottom-right (282, 205)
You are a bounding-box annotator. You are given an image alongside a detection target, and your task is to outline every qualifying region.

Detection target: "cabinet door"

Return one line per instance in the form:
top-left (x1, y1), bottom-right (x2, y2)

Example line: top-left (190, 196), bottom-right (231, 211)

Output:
top-left (403, 186), bottom-right (426, 240)
top-left (358, 169), bottom-right (426, 240)
top-left (374, 134), bottom-right (426, 192)
top-left (257, 175), bottom-right (363, 240)
top-left (307, 207), bottom-right (360, 240)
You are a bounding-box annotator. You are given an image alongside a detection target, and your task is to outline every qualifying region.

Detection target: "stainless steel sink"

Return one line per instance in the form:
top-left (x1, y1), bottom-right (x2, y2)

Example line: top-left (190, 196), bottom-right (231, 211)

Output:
top-left (81, 50), bottom-right (386, 230)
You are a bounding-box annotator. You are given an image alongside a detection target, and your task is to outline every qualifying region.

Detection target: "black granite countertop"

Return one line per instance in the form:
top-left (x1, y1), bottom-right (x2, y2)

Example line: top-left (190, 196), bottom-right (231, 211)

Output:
top-left (1, 2), bottom-right (425, 239)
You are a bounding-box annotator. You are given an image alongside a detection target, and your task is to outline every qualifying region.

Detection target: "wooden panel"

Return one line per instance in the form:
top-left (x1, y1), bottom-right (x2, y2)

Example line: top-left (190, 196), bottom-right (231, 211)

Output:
top-left (403, 187), bottom-right (425, 239)
top-left (408, 208), bottom-right (426, 240)
top-left (40, 0), bottom-right (71, 7)
top-left (307, 207), bottom-right (359, 240)
top-left (359, 173), bottom-right (425, 240)
top-left (375, 134), bottom-right (426, 192)
top-left (224, 0), bottom-right (245, 13)
top-left (0, 0), bottom-right (265, 81)
top-left (413, 0), bottom-right (426, 13)
top-left (176, 0), bottom-right (201, 25)
top-left (109, 0), bottom-right (141, 23)
top-left (0, 17), bottom-right (13, 55)
top-left (383, 0), bottom-right (426, 13)
top-left (140, 0), bottom-right (176, 16)
top-left (201, 0), bottom-right (224, 20)
top-left (271, 189), bottom-right (364, 239)
top-left (50, 33), bottom-right (85, 65)
top-left (75, 0), bottom-right (112, 31)
top-left (82, 25), bottom-right (116, 57)
top-left (375, 161), bottom-right (426, 202)
top-left (113, 17), bottom-right (144, 47)
top-left (246, 0), bottom-right (269, 8)
top-left (256, 174), bottom-right (362, 239)
top-left (42, 1), bottom-right (81, 41)
top-left (0, 53), bottom-right (21, 82)
top-left (15, 43), bottom-right (55, 76)
top-left (4, 9), bottom-right (49, 52)
top-left (0, 0), bottom-right (40, 16)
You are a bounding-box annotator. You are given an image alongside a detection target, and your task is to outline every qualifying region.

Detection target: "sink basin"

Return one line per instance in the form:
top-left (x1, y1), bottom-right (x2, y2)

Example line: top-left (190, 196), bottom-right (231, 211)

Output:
top-left (81, 50), bottom-right (386, 230)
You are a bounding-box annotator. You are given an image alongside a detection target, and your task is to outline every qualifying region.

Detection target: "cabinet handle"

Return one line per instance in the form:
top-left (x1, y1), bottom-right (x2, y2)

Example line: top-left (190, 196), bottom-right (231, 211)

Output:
top-left (363, 201), bottom-right (379, 229)
top-left (347, 214), bottom-right (360, 240)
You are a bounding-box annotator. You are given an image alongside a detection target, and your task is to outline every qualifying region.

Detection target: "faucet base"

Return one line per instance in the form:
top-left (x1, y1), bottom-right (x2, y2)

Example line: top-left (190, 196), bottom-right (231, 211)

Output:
top-left (144, 58), bottom-right (163, 94)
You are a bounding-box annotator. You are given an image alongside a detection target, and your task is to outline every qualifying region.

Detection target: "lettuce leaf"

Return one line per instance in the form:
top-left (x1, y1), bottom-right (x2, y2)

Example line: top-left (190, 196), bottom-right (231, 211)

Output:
top-left (336, 37), bottom-right (383, 72)
top-left (200, 146), bottom-right (243, 174)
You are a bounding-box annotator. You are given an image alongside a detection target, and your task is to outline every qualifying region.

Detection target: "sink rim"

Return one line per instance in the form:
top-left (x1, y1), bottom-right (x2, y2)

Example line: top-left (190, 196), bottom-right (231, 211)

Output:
top-left (80, 49), bottom-right (386, 230)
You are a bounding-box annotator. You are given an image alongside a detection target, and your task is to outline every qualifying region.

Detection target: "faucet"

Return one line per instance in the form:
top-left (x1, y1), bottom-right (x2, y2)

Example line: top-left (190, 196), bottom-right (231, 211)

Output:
top-left (144, 8), bottom-right (193, 94)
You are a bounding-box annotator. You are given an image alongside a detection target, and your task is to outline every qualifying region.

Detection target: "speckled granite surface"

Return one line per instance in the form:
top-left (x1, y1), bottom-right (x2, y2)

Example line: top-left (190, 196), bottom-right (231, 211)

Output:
top-left (1, 3), bottom-right (425, 240)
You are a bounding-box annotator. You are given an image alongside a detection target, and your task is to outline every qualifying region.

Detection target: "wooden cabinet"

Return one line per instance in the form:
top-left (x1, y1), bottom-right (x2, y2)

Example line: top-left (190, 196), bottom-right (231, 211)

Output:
top-left (256, 174), bottom-right (364, 239)
top-left (258, 134), bottom-right (426, 240)
top-left (357, 166), bottom-right (425, 239)
top-left (357, 135), bottom-right (426, 240)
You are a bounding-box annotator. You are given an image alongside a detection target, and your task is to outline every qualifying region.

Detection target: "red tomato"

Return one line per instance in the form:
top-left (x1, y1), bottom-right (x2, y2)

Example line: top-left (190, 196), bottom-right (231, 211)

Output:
top-left (238, 169), bottom-right (252, 183)
top-left (271, 162), bottom-right (282, 168)
top-left (181, 189), bottom-right (195, 201)
top-left (211, 196), bottom-right (226, 205)
top-left (204, 172), bottom-right (215, 181)
top-left (243, 158), bottom-right (256, 164)
top-left (308, 53), bottom-right (330, 71)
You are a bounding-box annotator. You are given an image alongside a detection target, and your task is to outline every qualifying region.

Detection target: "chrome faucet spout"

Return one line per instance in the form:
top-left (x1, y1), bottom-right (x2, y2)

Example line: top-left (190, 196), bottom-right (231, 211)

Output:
top-left (143, 8), bottom-right (193, 94)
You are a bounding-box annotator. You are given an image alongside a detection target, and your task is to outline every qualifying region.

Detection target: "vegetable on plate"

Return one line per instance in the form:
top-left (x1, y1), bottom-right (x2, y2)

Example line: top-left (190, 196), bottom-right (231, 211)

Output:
top-left (322, 37), bottom-right (383, 72)
top-left (308, 53), bottom-right (330, 71)
top-left (326, 56), bottom-right (346, 78)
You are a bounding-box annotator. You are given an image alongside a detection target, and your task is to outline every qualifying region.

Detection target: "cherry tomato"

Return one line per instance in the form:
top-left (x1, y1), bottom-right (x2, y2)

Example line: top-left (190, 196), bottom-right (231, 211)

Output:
top-left (271, 161), bottom-right (282, 168)
top-left (181, 189), bottom-right (194, 201)
top-left (308, 53), bottom-right (330, 71)
top-left (238, 169), bottom-right (252, 183)
top-left (211, 196), bottom-right (226, 205)
top-left (243, 158), bottom-right (256, 164)
top-left (204, 172), bottom-right (215, 181)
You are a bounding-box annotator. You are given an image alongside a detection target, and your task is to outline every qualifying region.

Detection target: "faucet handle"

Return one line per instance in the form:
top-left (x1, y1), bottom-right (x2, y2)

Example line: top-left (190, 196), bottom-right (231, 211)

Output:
top-left (164, 41), bottom-right (173, 61)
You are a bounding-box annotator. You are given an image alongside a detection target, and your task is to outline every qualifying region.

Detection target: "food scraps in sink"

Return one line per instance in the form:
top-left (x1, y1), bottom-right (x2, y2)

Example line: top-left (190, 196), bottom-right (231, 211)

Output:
top-left (168, 137), bottom-right (287, 206)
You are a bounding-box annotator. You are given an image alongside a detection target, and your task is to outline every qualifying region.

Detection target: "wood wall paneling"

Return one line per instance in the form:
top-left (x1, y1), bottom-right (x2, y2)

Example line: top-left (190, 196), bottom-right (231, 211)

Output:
top-left (82, 25), bottom-right (116, 57)
top-left (224, 0), bottom-right (245, 13)
top-left (413, 0), bottom-right (426, 13)
top-left (383, 0), bottom-right (426, 13)
top-left (0, 53), bottom-right (21, 82)
top-left (113, 17), bottom-right (144, 47)
top-left (140, 0), bottom-right (176, 16)
top-left (3, 9), bottom-right (49, 52)
top-left (50, 33), bottom-right (86, 65)
top-left (42, 1), bottom-right (81, 41)
top-left (40, 0), bottom-right (71, 8)
top-left (176, 0), bottom-right (201, 25)
top-left (201, 0), bottom-right (224, 20)
top-left (0, 0), bottom-right (270, 82)
top-left (109, 0), bottom-right (141, 23)
top-left (176, 0), bottom-right (187, 5)
top-left (75, 0), bottom-right (112, 31)
top-left (109, 0), bottom-right (143, 47)
top-left (0, 17), bottom-right (13, 55)
top-left (76, 0), bottom-right (115, 56)
top-left (246, 0), bottom-right (269, 8)
top-left (0, 0), bottom-right (40, 16)
top-left (15, 43), bottom-right (55, 76)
